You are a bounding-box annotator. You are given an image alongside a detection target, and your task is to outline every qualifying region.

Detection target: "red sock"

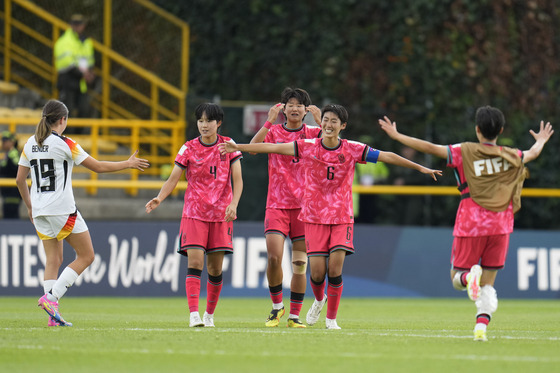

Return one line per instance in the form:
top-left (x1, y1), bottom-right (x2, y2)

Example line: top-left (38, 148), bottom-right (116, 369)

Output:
top-left (206, 273), bottom-right (223, 315)
top-left (326, 276), bottom-right (343, 320)
top-left (460, 272), bottom-right (469, 287)
top-left (310, 278), bottom-right (326, 302)
top-left (186, 268), bottom-right (202, 313)
top-left (289, 292), bottom-right (304, 317)
top-left (269, 284), bottom-right (283, 305)
top-left (476, 314), bottom-right (490, 325)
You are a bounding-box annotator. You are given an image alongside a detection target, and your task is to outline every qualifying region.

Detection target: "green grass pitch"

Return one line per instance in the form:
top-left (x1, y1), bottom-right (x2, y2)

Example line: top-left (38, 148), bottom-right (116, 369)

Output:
top-left (1, 297), bottom-right (559, 372)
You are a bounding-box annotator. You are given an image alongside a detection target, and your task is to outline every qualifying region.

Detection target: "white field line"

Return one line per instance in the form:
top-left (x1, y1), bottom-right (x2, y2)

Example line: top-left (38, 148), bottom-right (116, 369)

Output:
top-left (1, 326), bottom-right (559, 341)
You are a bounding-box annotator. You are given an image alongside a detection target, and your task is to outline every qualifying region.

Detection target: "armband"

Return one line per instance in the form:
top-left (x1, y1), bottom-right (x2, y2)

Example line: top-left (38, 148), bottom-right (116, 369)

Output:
top-left (366, 148), bottom-right (380, 163)
top-left (264, 121), bottom-right (273, 129)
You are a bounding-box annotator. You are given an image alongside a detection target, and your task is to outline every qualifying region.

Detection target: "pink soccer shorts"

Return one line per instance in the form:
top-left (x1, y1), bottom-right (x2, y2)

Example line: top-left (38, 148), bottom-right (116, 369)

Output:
top-left (304, 222), bottom-right (355, 257)
top-left (178, 217), bottom-right (233, 256)
top-left (451, 234), bottom-right (510, 271)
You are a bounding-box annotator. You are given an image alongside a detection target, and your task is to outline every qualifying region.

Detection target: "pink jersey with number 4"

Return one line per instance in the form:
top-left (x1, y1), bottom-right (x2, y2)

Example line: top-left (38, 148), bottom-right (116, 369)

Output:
top-left (295, 138), bottom-right (369, 224)
top-left (175, 135), bottom-right (242, 222)
top-left (264, 123), bottom-right (321, 209)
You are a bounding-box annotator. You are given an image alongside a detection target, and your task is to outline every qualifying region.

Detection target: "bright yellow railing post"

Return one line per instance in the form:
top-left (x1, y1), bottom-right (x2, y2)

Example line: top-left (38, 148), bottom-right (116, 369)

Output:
top-left (129, 124), bottom-right (140, 196)
top-left (102, 0), bottom-right (112, 121)
top-left (4, 0), bottom-right (12, 82)
top-left (86, 124), bottom-right (100, 195)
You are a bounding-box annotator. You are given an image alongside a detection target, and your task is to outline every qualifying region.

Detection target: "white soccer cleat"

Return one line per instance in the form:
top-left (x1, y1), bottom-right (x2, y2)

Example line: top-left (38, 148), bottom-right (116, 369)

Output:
top-left (467, 265), bottom-right (482, 301)
top-left (325, 318), bottom-right (341, 330)
top-left (306, 294), bottom-right (327, 326)
top-left (203, 312), bottom-right (215, 327)
top-left (189, 312), bottom-right (204, 327)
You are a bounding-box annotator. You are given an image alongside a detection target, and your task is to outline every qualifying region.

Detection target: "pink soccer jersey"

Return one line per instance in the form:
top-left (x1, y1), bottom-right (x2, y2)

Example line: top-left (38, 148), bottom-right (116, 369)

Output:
top-left (295, 138), bottom-right (369, 224)
top-left (175, 135), bottom-right (242, 222)
top-left (264, 123), bottom-right (321, 209)
top-left (447, 143), bottom-right (520, 237)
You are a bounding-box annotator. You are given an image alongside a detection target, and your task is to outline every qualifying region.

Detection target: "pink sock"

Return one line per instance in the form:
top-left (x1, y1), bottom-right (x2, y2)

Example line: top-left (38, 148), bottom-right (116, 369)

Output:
top-left (310, 279), bottom-right (326, 302)
top-left (206, 274), bottom-right (223, 315)
top-left (326, 280), bottom-right (343, 320)
top-left (185, 269), bottom-right (201, 313)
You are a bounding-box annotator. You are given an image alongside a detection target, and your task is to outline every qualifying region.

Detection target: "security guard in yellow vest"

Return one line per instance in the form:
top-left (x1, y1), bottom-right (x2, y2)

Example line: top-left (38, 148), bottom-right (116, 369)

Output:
top-left (54, 14), bottom-right (95, 119)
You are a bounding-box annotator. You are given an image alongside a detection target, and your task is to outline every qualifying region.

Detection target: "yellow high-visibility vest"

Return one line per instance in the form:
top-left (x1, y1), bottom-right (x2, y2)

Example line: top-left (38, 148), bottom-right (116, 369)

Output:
top-left (54, 29), bottom-right (94, 93)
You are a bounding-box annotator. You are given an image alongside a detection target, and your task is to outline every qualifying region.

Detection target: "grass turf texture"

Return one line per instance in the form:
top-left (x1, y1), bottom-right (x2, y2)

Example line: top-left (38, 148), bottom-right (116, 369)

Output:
top-left (1, 297), bottom-right (558, 373)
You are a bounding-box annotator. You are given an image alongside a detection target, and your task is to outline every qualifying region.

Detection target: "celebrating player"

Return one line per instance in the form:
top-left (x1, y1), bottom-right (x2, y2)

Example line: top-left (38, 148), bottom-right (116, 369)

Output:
top-left (220, 104), bottom-right (441, 329)
top-left (146, 103), bottom-right (243, 328)
top-left (378, 106), bottom-right (553, 341)
top-left (16, 99), bottom-right (149, 326)
top-left (251, 87), bottom-right (322, 328)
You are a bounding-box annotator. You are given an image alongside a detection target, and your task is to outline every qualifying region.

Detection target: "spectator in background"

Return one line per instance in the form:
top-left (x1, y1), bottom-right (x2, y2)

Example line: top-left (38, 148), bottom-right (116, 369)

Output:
top-left (353, 135), bottom-right (389, 224)
top-left (54, 14), bottom-right (95, 121)
top-left (0, 131), bottom-right (21, 218)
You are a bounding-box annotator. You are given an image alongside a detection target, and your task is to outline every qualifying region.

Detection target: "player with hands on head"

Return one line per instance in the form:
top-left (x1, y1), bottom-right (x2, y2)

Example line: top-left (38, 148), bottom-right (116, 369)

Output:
top-left (16, 99), bottom-right (149, 327)
top-left (146, 103), bottom-right (243, 327)
top-left (221, 104), bottom-right (441, 329)
top-left (250, 88), bottom-right (322, 328)
top-left (378, 107), bottom-right (553, 341)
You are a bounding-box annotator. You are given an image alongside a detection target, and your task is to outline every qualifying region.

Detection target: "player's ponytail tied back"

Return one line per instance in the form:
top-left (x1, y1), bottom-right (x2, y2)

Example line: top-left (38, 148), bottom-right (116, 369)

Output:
top-left (35, 99), bottom-right (69, 147)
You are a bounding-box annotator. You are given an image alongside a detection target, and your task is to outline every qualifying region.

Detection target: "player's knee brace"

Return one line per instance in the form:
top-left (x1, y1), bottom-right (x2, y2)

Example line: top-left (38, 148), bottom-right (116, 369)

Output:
top-left (475, 285), bottom-right (498, 317)
top-left (452, 271), bottom-right (466, 291)
top-left (292, 251), bottom-right (308, 275)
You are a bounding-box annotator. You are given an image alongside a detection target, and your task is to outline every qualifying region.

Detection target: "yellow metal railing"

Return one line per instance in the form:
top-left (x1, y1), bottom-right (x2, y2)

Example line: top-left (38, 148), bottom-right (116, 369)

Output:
top-left (1, 0), bottom-right (188, 122)
top-left (0, 117), bottom-right (185, 195)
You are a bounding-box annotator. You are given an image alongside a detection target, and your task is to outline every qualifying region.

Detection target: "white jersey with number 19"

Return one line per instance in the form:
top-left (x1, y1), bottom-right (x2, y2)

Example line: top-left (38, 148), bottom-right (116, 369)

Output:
top-left (19, 132), bottom-right (89, 218)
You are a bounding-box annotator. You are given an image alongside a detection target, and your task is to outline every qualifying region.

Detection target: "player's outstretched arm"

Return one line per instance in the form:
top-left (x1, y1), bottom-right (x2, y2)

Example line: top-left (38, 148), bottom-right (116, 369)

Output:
top-left (81, 150), bottom-right (150, 173)
top-left (523, 121), bottom-right (554, 164)
top-left (145, 164), bottom-right (183, 213)
top-left (377, 151), bottom-right (443, 181)
top-left (378, 116), bottom-right (447, 159)
top-left (219, 140), bottom-right (295, 156)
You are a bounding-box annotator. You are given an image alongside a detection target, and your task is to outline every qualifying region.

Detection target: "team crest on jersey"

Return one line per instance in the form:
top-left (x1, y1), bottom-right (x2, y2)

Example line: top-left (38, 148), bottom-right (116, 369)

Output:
top-left (338, 154), bottom-right (345, 163)
top-left (220, 153), bottom-right (226, 161)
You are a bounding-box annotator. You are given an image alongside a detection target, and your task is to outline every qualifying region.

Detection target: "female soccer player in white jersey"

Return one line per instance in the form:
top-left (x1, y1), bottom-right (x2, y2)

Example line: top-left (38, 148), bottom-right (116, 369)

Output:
top-left (16, 99), bottom-right (149, 326)
top-left (220, 104), bottom-right (442, 329)
top-left (146, 103), bottom-right (243, 328)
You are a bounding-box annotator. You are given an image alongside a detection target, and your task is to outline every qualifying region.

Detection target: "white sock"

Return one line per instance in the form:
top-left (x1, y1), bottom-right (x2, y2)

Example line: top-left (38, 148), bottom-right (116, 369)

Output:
top-left (288, 314), bottom-right (299, 319)
top-left (474, 323), bottom-right (487, 332)
top-left (43, 279), bottom-right (56, 294)
top-left (273, 302), bottom-right (284, 310)
top-left (50, 267), bottom-right (79, 301)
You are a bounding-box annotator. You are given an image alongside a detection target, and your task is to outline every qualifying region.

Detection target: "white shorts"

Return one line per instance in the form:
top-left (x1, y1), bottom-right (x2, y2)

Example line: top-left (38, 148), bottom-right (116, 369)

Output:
top-left (33, 211), bottom-right (89, 241)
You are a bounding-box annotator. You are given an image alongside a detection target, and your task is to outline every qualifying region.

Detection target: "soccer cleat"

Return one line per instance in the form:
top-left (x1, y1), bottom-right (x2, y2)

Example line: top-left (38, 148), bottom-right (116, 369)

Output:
top-left (265, 307), bottom-right (285, 327)
top-left (189, 312), bottom-right (204, 327)
top-left (467, 265), bottom-right (482, 301)
top-left (38, 294), bottom-right (72, 327)
top-left (325, 318), bottom-right (341, 330)
top-left (306, 294), bottom-right (327, 326)
top-left (203, 312), bottom-right (215, 327)
top-left (473, 329), bottom-right (488, 342)
top-left (287, 318), bottom-right (307, 328)
top-left (47, 301), bottom-right (60, 327)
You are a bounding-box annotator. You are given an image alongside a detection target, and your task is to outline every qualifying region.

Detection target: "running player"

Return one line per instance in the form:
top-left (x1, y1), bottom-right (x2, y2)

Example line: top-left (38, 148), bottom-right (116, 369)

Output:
top-left (16, 99), bottom-right (149, 326)
top-left (146, 103), bottom-right (243, 328)
top-left (378, 106), bottom-right (553, 341)
top-left (251, 87), bottom-right (321, 328)
top-left (220, 104), bottom-right (441, 329)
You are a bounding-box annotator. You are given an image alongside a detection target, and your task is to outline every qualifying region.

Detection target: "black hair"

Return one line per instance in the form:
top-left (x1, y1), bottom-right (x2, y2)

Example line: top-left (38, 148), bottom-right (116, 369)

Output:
top-left (280, 87), bottom-right (312, 106)
top-left (195, 103), bottom-right (224, 123)
top-left (475, 106), bottom-right (505, 140)
top-left (321, 104), bottom-right (349, 123)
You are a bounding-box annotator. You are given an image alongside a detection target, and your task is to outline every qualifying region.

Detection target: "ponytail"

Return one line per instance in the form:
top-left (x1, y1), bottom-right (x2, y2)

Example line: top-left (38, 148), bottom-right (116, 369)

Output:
top-left (35, 100), bottom-right (69, 147)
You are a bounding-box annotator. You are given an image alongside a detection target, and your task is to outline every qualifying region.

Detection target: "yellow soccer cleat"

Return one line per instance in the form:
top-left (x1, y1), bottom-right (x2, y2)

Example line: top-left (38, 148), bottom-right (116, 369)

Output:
top-left (287, 318), bottom-right (307, 328)
top-left (265, 307), bottom-right (285, 327)
top-left (473, 329), bottom-right (488, 342)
